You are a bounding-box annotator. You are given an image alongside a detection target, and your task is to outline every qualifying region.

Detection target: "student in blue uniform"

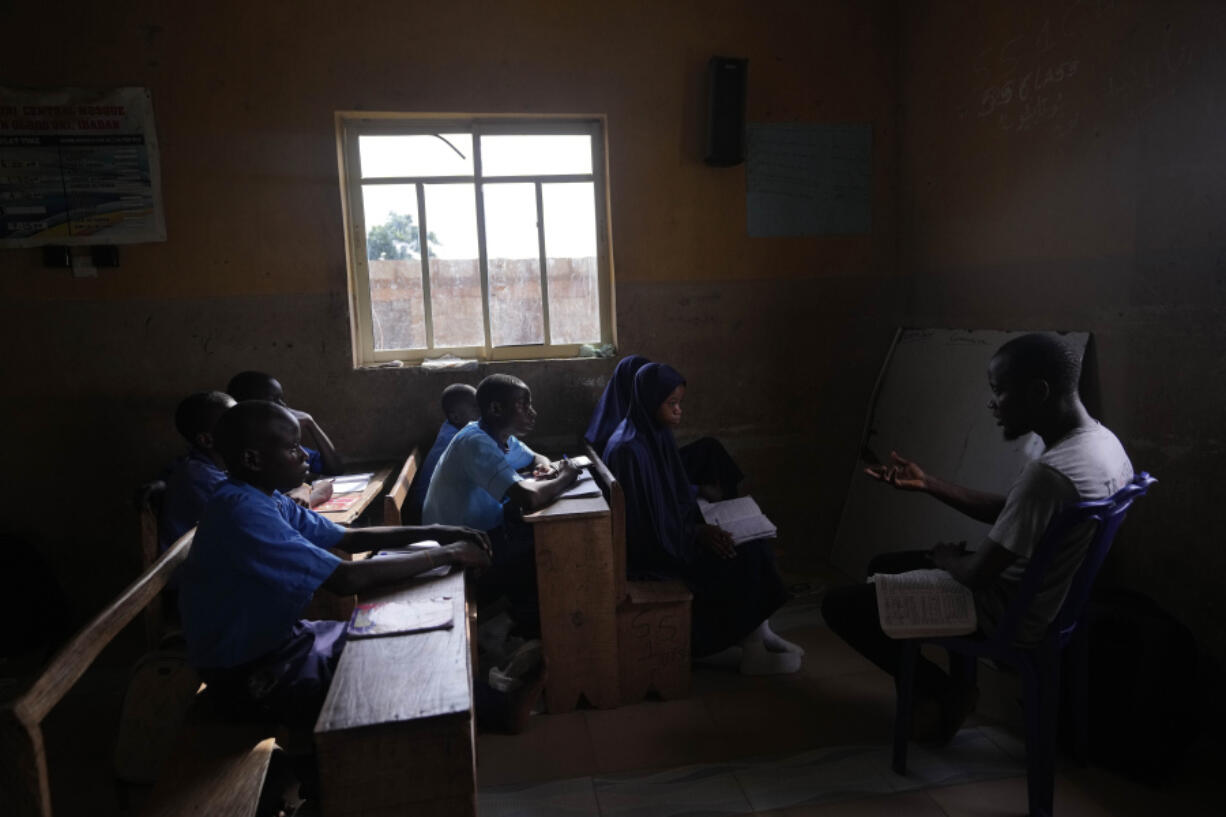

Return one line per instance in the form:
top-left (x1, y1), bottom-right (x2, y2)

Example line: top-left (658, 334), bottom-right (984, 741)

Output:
top-left (586, 354), bottom-right (744, 501)
top-left (603, 363), bottom-right (802, 675)
top-left (405, 383), bottom-right (482, 523)
top-left (178, 400), bottom-right (490, 730)
top-left (160, 390), bottom-right (329, 553)
top-left (159, 390), bottom-right (236, 552)
top-left (226, 370), bottom-right (345, 476)
top-left (423, 374), bottom-right (580, 629)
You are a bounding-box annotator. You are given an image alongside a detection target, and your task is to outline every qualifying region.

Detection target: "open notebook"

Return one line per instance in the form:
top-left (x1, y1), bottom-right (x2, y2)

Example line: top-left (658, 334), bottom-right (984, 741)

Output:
top-left (870, 568), bottom-right (977, 639)
top-left (697, 496), bottom-right (777, 544)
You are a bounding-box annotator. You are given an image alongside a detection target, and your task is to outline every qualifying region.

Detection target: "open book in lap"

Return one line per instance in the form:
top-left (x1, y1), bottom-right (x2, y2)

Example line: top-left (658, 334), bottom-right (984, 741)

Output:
top-left (697, 496), bottom-right (777, 544)
top-left (870, 568), bottom-right (977, 639)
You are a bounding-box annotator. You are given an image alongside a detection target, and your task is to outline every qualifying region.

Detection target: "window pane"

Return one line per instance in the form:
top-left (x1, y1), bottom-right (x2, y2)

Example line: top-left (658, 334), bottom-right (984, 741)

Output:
top-left (543, 183), bottom-right (600, 343)
top-left (363, 184), bottom-right (425, 350)
top-left (359, 134), bottom-right (473, 178)
top-left (423, 184), bottom-right (484, 348)
top-left (480, 134), bottom-right (592, 176)
top-left (484, 183), bottom-right (543, 347)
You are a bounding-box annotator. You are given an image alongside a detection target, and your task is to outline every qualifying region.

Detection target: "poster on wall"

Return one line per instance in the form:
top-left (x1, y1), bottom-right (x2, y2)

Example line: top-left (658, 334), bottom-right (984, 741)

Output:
top-left (0, 86), bottom-right (165, 247)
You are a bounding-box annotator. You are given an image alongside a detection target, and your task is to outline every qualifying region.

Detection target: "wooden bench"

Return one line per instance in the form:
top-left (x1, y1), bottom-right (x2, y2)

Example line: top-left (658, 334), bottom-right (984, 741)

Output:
top-left (0, 532), bottom-right (279, 817)
top-left (135, 481), bottom-right (175, 648)
top-left (584, 444), bottom-right (693, 703)
top-left (382, 446), bottom-right (421, 525)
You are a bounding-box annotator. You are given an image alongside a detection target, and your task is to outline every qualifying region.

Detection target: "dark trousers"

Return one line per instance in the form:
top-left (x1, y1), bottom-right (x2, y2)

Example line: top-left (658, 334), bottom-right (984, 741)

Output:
top-left (198, 619), bottom-right (347, 731)
top-left (821, 551), bottom-right (974, 700)
top-left (480, 517), bottom-right (540, 636)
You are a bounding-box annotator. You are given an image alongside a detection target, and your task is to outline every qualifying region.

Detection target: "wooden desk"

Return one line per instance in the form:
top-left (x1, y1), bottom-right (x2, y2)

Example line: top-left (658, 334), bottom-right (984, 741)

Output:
top-left (314, 570), bottom-right (475, 817)
top-left (522, 494), bottom-right (620, 713)
top-left (318, 463), bottom-right (395, 526)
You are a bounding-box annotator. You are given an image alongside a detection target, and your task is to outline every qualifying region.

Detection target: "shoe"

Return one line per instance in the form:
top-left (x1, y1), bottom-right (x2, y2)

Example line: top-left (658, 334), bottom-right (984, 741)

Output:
top-left (488, 639), bottom-right (542, 692)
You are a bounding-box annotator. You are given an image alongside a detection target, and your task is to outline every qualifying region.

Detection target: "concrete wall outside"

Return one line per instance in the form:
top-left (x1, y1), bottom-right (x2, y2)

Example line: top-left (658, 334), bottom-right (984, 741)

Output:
top-left (0, 1), bottom-right (901, 624)
top-left (899, 0), bottom-right (1226, 662)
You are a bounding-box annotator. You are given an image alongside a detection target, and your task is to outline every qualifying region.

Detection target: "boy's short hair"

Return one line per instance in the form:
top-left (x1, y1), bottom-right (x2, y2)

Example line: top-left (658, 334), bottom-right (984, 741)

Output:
top-left (174, 391), bottom-right (236, 442)
top-left (476, 374), bottom-right (528, 416)
top-left (995, 333), bottom-right (1082, 397)
top-left (440, 383), bottom-right (478, 415)
top-left (226, 370), bottom-right (278, 403)
top-left (213, 400), bottom-right (295, 471)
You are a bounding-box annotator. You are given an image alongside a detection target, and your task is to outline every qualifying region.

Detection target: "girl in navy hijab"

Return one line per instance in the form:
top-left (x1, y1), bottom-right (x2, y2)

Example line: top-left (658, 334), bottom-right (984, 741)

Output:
top-left (587, 355), bottom-right (745, 500)
top-left (585, 354), bottom-right (650, 455)
top-left (602, 363), bottom-right (802, 674)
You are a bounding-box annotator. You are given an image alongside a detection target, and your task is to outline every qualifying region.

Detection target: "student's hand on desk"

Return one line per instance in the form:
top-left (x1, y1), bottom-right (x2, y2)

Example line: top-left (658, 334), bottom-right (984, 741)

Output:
top-left (865, 451), bottom-right (928, 492)
top-left (309, 480), bottom-right (334, 507)
top-left (698, 524), bottom-right (737, 559)
top-left (532, 462), bottom-right (559, 478)
top-left (443, 540), bottom-right (493, 569)
top-left (427, 525), bottom-right (493, 556)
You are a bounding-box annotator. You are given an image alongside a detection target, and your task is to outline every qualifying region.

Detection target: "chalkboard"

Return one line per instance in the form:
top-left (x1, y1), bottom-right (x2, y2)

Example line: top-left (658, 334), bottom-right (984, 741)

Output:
top-left (829, 328), bottom-right (1091, 579)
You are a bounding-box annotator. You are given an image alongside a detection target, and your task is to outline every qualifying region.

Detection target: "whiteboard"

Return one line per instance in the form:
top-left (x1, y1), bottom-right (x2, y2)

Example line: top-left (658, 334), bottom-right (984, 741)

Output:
top-left (829, 328), bottom-right (1091, 579)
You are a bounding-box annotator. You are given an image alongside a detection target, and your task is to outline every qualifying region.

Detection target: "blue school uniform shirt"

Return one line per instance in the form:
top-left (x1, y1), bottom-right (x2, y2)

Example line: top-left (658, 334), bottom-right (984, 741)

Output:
top-left (179, 478), bottom-right (346, 669)
top-left (421, 421), bottom-right (536, 531)
top-left (158, 448), bottom-right (228, 552)
top-left (405, 420), bottom-right (463, 521)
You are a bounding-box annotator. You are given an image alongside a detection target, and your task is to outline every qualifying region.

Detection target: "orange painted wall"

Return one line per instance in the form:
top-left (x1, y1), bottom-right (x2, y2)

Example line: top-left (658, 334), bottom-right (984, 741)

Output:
top-left (3, 0), bottom-right (896, 303)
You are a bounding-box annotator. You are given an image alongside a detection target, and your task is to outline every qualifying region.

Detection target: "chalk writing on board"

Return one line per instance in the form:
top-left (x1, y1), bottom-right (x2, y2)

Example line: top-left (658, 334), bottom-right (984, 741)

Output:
top-left (745, 123), bottom-right (871, 237)
top-left (965, 10), bottom-right (1085, 138)
top-left (961, 0), bottom-right (1196, 137)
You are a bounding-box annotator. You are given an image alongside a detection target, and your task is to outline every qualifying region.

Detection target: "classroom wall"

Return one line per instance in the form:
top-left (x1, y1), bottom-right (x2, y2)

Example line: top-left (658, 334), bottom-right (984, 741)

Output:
top-left (899, 0), bottom-right (1226, 662)
top-left (0, 1), bottom-right (901, 626)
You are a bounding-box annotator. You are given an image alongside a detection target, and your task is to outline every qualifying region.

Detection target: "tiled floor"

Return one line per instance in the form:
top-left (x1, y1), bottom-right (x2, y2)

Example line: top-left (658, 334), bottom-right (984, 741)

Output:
top-left (476, 587), bottom-right (1223, 817)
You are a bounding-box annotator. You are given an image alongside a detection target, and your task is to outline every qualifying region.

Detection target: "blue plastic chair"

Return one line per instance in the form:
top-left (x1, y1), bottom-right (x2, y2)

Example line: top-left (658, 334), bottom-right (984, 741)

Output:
top-left (892, 472), bottom-right (1156, 817)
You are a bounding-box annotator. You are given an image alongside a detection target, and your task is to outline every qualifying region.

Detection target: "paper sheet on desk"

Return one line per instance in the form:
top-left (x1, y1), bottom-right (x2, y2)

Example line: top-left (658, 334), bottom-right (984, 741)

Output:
top-left (558, 470), bottom-right (602, 499)
top-left (329, 472), bottom-right (375, 494)
top-left (373, 543), bottom-right (450, 578)
top-left (347, 596), bottom-right (455, 638)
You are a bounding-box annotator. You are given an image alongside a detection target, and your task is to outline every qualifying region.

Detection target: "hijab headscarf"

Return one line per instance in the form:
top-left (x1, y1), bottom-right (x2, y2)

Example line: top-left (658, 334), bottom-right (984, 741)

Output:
top-left (584, 354), bottom-right (650, 454)
top-left (602, 363), bottom-right (701, 571)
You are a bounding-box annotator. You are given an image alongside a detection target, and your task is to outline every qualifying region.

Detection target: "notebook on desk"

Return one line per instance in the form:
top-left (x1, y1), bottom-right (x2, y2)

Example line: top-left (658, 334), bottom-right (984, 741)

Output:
top-left (558, 469), bottom-right (602, 499)
top-left (313, 493), bottom-right (363, 513)
top-left (347, 595), bottom-right (455, 639)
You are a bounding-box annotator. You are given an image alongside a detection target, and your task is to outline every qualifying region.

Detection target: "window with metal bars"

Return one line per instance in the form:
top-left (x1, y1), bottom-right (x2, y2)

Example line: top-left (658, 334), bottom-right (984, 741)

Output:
top-left (337, 115), bottom-right (615, 365)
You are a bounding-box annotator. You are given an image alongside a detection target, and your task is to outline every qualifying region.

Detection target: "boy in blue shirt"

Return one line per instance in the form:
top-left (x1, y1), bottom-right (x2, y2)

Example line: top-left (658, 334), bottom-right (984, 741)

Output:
top-left (179, 400), bottom-right (490, 730)
top-left (227, 370), bottom-right (345, 476)
top-left (405, 383), bottom-right (482, 523)
top-left (159, 391), bottom-right (328, 553)
top-left (159, 391), bottom-right (235, 552)
top-left (423, 374), bottom-right (580, 629)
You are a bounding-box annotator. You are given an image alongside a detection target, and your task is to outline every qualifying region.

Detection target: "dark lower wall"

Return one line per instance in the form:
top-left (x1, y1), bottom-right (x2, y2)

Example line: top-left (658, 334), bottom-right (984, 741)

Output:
top-left (901, 0), bottom-right (1226, 662)
top-left (0, 275), bottom-right (902, 627)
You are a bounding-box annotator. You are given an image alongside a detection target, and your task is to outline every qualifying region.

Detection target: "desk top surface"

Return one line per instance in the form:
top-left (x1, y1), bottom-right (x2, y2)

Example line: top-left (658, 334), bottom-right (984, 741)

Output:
top-left (317, 462), bottom-right (395, 526)
top-left (314, 570), bottom-right (470, 734)
top-left (522, 493), bottom-right (610, 522)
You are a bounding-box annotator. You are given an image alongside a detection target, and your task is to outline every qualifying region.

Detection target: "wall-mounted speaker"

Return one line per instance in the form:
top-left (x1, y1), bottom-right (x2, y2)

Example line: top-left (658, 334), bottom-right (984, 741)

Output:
top-left (705, 56), bottom-right (748, 167)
